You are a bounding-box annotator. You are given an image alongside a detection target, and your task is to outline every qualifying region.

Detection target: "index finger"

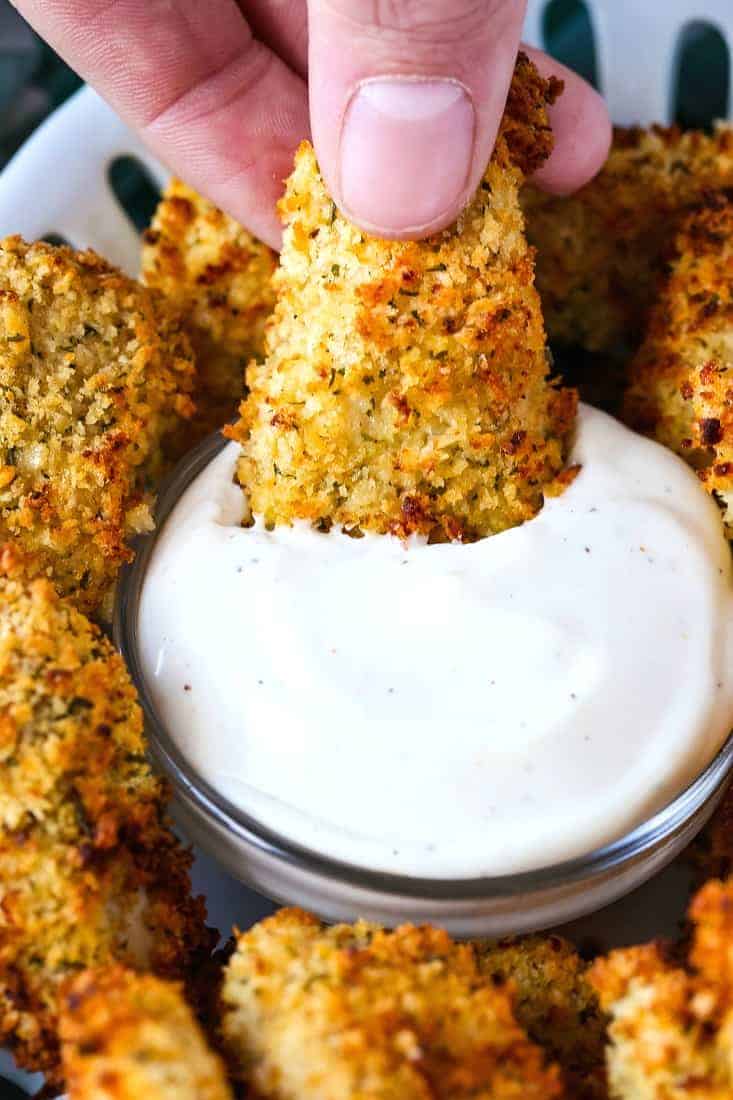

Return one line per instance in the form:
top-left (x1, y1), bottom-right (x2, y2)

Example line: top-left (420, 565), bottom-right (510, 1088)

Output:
top-left (12, 0), bottom-right (311, 248)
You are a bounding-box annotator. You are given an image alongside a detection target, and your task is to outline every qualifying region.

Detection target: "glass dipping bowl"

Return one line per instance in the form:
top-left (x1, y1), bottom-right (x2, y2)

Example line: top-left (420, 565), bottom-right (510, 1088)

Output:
top-left (114, 429), bottom-right (733, 937)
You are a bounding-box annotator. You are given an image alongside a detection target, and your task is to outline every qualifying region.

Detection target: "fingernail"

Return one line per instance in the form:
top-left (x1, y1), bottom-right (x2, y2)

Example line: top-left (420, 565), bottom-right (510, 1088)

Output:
top-left (339, 78), bottom-right (475, 235)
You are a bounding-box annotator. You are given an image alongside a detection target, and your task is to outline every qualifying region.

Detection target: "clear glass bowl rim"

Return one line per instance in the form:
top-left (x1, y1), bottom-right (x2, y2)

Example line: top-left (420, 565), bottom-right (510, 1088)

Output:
top-left (114, 427), bottom-right (733, 904)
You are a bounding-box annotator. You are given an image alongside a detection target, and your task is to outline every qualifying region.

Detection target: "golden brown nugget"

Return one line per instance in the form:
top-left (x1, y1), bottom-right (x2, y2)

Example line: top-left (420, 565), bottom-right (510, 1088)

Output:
top-left (220, 907), bottom-right (564, 1100)
top-left (689, 878), bottom-right (733, 991)
top-left (623, 192), bottom-right (733, 537)
top-left (60, 967), bottom-right (233, 1100)
top-left (523, 124), bottom-right (733, 358)
top-left (229, 55), bottom-right (576, 540)
top-left (478, 935), bottom-right (607, 1100)
top-left (142, 179), bottom-right (277, 434)
top-left (590, 942), bottom-right (733, 1100)
top-left (589, 878), bottom-right (733, 1100)
top-left (0, 236), bottom-right (196, 616)
top-left (0, 562), bottom-right (214, 1080)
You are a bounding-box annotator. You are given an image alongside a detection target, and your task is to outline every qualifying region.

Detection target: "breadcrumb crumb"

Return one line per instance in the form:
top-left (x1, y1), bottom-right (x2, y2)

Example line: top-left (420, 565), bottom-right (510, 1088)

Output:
top-left (524, 124), bottom-right (733, 358)
top-left (0, 236), bottom-right (197, 615)
top-left (142, 179), bottom-right (277, 435)
top-left (0, 558), bottom-right (214, 1080)
top-left (623, 191), bottom-right (733, 537)
top-left (228, 54), bottom-right (576, 540)
top-left (220, 907), bottom-right (563, 1100)
top-left (60, 966), bottom-right (232, 1100)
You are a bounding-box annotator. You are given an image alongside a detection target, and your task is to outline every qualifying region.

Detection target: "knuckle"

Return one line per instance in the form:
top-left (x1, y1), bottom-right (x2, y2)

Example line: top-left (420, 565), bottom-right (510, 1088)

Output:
top-left (324, 0), bottom-right (499, 43)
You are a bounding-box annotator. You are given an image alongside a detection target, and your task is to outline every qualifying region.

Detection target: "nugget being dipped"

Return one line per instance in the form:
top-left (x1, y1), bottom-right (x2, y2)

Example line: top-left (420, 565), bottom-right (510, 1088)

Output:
top-left (60, 967), bottom-right (232, 1100)
top-left (0, 561), bottom-right (213, 1080)
top-left (143, 180), bottom-right (277, 435)
top-left (624, 191), bottom-right (733, 537)
top-left (229, 54), bottom-right (576, 540)
top-left (0, 236), bottom-right (196, 615)
top-left (524, 124), bottom-right (733, 358)
top-left (220, 907), bottom-right (563, 1100)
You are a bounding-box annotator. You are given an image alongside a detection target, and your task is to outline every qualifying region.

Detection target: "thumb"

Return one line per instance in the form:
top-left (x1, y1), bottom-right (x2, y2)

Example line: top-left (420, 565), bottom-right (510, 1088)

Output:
top-left (306, 0), bottom-right (526, 239)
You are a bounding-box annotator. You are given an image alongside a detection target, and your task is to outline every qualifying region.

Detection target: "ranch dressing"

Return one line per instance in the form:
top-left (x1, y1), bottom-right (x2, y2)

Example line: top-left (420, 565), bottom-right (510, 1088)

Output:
top-left (137, 404), bottom-right (733, 877)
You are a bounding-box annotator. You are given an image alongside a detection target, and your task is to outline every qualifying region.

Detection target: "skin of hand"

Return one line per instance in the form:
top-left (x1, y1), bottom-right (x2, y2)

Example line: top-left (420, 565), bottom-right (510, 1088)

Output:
top-left (11, 0), bottom-right (611, 249)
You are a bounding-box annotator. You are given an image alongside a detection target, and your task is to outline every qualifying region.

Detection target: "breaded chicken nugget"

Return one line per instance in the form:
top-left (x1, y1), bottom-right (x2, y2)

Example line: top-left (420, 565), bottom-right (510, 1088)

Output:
top-left (478, 935), bottom-right (607, 1100)
top-left (689, 878), bottom-right (733, 991)
top-left (590, 942), bottom-right (732, 1100)
top-left (0, 560), bottom-right (214, 1080)
top-left (220, 907), bottom-right (563, 1100)
top-left (0, 236), bottom-right (196, 616)
top-left (523, 124), bottom-right (733, 358)
top-left (228, 54), bottom-right (576, 540)
top-left (60, 967), bottom-right (232, 1100)
top-left (142, 179), bottom-right (277, 435)
top-left (623, 192), bottom-right (733, 537)
top-left (589, 878), bottom-right (733, 1100)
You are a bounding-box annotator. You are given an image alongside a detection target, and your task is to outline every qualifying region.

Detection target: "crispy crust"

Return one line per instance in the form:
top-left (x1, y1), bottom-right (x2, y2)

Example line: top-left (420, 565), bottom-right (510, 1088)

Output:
top-left (60, 967), bottom-right (232, 1100)
top-left (477, 935), bottom-right (607, 1100)
top-left (524, 123), bottom-right (733, 357)
top-left (589, 944), bottom-right (731, 1100)
top-left (227, 54), bottom-right (576, 540)
top-left (623, 191), bottom-right (733, 537)
top-left (142, 179), bottom-right (277, 436)
top-left (689, 878), bottom-right (733, 991)
top-left (0, 561), bottom-right (214, 1080)
top-left (220, 907), bottom-right (563, 1100)
top-left (589, 880), bottom-right (733, 1099)
top-left (0, 236), bottom-right (196, 616)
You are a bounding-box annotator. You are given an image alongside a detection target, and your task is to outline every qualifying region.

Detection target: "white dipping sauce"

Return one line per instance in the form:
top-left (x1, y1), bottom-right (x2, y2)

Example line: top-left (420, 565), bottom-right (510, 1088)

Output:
top-left (138, 405), bottom-right (733, 878)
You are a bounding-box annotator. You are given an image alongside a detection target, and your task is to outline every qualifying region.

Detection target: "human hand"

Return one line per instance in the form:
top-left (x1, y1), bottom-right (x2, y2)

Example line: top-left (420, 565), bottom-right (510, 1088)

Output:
top-left (11, 1), bottom-right (611, 249)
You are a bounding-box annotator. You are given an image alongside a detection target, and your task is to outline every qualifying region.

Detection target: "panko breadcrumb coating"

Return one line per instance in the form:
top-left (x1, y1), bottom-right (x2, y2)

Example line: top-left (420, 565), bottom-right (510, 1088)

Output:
top-left (142, 179), bottom-right (277, 435)
top-left (623, 192), bottom-right (733, 537)
top-left (689, 878), bottom-right (733, 991)
top-left (228, 54), bottom-right (576, 540)
top-left (478, 935), bottom-right (607, 1100)
top-left (0, 236), bottom-right (196, 616)
top-left (60, 967), bottom-right (232, 1100)
top-left (589, 879), bottom-right (733, 1100)
top-left (0, 560), bottom-right (214, 1080)
top-left (220, 907), bottom-right (563, 1100)
top-left (523, 124), bottom-right (733, 359)
top-left (590, 943), bottom-right (733, 1100)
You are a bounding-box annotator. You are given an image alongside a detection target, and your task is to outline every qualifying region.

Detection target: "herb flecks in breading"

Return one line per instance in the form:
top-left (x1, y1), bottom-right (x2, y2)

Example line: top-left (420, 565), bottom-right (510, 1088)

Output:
top-left (624, 191), bottom-right (733, 537)
top-left (524, 123), bottom-right (733, 359)
top-left (478, 935), bottom-right (607, 1100)
top-left (143, 180), bottom-right (277, 436)
top-left (0, 560), bottom-right (213, 1080)
top-left (0, 236), bottom-right (196, 615)
top-left (221, 907), bottom-right (563, 1100)
top-left (228, 54), bottom-right (576, 541)
top-left (61, 967), bottom-right (232, 1100)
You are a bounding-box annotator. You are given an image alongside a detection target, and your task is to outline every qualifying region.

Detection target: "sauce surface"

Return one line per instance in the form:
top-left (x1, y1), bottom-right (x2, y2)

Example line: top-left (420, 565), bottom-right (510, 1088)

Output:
top-left (138, 405), bottom-right (733, 878)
